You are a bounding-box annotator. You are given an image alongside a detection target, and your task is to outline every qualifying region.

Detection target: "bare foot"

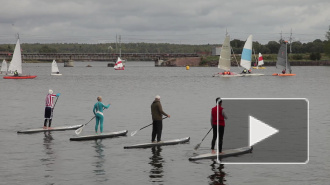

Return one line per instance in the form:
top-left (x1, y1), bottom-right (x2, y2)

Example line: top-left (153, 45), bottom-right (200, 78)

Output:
top-left (211, 150), bottom-right (216, 154)
top-left (43, 126), bottom-right (47, 129)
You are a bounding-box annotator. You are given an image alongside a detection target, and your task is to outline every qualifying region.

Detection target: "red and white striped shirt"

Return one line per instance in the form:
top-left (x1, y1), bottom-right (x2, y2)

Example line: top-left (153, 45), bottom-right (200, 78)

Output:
top-left (45, 94), bottom-right (56, 107)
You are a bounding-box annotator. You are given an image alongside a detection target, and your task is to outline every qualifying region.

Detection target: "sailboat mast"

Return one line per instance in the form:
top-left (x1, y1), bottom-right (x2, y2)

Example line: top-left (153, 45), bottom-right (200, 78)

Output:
top-left (285, 41), bottom-right (288, 72)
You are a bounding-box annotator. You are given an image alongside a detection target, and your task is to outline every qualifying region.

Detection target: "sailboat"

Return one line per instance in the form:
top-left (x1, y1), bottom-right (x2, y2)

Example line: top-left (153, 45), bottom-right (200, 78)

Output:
top-left (272, 41), bottom-right (296, 76)
top-left (114, 57), bottom-right (125, 70)
top-left (51, 60), bottom-right (62, 75)
top-left (252, 53), bottom-right (266, 69)
top-left (213, 34), bottom-right (242, 77)
top-left (0, 59), bottom-right (7, 75)
top-left (3, 35), bottom-right (37, 79)
top-left (240, 35), bottom-right (264, 76)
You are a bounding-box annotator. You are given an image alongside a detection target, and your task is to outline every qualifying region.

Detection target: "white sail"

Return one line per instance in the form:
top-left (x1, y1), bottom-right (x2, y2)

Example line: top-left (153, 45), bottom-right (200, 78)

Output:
top-left (114, 57), bottom-right (124, 69)
top-left (1, 60), bottom-right (7, 72)
top-left (258, 53), bottom-right (264, 66)
top-left (51, 60), bottom-right (60, 73)
top-left (218, 35), bottom-right (231, 71)
top-left (240, 35), bottom-right (253, 70)
top-left (7, 38), bottom-right (22, 74)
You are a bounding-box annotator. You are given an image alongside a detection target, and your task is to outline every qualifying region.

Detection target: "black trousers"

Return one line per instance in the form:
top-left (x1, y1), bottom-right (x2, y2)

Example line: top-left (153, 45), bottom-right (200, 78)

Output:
top-left (44, 107), bottom-right (53, 127)
top-left (211, 125), bottom-right (225, 152)
top-left (152, 120), bottom-right (163, 142)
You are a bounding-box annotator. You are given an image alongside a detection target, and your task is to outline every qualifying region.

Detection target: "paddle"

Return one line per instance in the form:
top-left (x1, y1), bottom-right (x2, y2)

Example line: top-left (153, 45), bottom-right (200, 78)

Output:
top-left (75, 107), bottom-right (106, 135)
top-left (194, 127), bottom-right (213, 150)
top-left (52, 96), bottom-right (59, 112)
top-left (75, 116), bottom-right (96, 135)
top-left (131, 117), bottom-right (168, 136)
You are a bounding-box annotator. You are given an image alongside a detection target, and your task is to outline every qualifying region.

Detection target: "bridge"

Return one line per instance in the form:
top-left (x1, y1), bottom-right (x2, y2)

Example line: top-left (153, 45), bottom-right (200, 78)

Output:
top-left (0, 53), bottom-right (199, 62)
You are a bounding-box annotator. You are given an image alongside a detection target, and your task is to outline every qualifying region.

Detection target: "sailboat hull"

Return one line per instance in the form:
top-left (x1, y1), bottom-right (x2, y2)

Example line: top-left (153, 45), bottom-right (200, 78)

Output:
top-left (51, 73), bottom-right (62, 76)
top-left (272, 73), bottom-right (296, 76)
top-left (213, 72), bottom-right (243, 77)
top-left (3, 75), bottom-right (37, 79)
top-left (114, 67), bottom-right (125, 70)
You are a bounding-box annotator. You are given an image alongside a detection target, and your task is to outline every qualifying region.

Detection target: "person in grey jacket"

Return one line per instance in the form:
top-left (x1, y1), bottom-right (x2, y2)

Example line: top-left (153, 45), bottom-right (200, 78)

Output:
top-left (151, 95), bottom-right (170, 143)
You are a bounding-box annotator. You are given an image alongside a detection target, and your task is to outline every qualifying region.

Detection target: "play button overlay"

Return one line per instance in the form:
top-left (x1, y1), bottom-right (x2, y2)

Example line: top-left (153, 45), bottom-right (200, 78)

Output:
top-left (218, 98), bottom-right (308, 164)
top-left (249, 116), bottom-right (279, 147)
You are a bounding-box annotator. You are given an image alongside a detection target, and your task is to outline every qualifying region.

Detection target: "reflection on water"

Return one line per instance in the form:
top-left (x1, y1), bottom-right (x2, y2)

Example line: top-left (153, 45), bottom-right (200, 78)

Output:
top-left (149, 146), bottom-right (164, 183)
top-left (92, 140), bottom-right (108, 183)
top-left (208, 161), bottom-right (226, 185)
top-left (41, 131), bottom-right (55, 181)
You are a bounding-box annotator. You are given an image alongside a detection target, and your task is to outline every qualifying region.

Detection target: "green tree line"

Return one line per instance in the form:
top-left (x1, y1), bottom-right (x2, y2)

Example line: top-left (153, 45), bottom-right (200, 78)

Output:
top-left (0, 29), bottom-right (329, 58)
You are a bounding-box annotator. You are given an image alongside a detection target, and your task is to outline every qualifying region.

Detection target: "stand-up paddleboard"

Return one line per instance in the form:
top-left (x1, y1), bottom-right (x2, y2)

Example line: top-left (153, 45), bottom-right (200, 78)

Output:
top-left (272, 73), bottom-right (296, 76)
top-left (189, 146), bottom-right (253, 161)
top-left (241, 73), bottom-right (264, 76)
top-left (17, 125), bottom-right (83, 134)
top-left (70, 130), bottom-right (128, 141)
top-left (124, 137), bottom-right (190, 149)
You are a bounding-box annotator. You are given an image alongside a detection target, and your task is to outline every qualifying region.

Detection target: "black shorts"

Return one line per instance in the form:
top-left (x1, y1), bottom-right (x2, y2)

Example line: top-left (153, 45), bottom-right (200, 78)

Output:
top-left (44, 107), bottom-right (53, 119)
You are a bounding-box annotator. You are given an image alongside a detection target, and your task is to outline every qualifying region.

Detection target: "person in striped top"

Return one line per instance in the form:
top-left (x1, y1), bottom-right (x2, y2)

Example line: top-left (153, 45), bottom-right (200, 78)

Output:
top-left (44, 89), bottom-right (60, 129)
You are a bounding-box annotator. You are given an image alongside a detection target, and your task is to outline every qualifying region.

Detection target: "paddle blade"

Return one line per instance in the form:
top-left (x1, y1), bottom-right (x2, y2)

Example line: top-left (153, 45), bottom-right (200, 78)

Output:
top-left (194, 143), bottom-right (201, 150)
top-left (130, 130), bottom-right (138, 136)
top-left (75, 125), bottom-right (84, 135)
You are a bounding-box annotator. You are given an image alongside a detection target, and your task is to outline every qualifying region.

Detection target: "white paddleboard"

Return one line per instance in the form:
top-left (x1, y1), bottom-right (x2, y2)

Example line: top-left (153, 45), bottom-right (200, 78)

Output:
top-left (189, 146), bottom-right (253, 161)
top-left (124, 137), bottom-right (190, 149)
top-left (17, 124), bottom-right (83, 134)
top-left (70, 130), bottom-right (128, 141)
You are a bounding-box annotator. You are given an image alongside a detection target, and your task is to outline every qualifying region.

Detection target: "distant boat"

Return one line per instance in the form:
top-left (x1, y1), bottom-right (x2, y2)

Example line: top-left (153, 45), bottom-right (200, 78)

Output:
top-left (213, 34), bottom-right (242, 77)
top-left (252, 53), bottom-right (266, 69)
top-left (114, 57), bottom-right (125, 70)
top-left (3, 35), bottom-right (37, 79)
top-left (272, 41), bottom-right (296, 76)
top-left (0, 59), bottom-right (7, 75)
top-left (51, 60), bottom-right (62, 76)
top-left (240, 35), bottom-right (264, 76)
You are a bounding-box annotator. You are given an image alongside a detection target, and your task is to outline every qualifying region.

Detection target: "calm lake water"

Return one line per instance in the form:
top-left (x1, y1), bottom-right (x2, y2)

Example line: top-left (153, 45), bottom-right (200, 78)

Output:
top-left (0, 61), bottom-right (329, 185)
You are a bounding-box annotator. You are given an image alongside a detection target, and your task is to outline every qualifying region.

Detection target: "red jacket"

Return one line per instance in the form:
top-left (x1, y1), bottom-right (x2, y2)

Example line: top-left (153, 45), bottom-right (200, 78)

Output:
top-left (211, 105), bottom-right (225, 126)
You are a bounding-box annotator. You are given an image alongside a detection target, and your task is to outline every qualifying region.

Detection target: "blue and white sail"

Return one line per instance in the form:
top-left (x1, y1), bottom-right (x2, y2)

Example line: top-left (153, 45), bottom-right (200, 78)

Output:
top-left (240, 35), bottom-right (253, 70)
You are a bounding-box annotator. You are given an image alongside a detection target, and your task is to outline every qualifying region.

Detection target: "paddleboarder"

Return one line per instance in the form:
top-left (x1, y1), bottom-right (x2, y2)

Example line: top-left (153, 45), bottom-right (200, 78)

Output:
top-left (93, 96), bottom-right (110, 134)
top-left (44, 89), bottom-right (60, 129)
top-left (151, 95), bottom-right (170, 143)
top-left (210, 97), bottom-right (228, 154)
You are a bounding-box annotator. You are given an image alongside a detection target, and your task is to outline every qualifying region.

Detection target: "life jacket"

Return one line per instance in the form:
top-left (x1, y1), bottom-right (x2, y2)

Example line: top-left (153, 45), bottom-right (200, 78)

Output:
top-left (211, 105), bottom-right (225, 126)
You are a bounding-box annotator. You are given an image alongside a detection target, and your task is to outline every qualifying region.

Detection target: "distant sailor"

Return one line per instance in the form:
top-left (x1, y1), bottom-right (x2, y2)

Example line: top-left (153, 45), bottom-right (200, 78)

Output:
top-left (282, 69), bottom-right (286, 74)
top-left (44, 89), bottom-right (60, 129)
top-left (242, 69), bottom-right (247, 74)
top-left (93, 96), bottom-right (110, 134)
top-left (14, 70), bottom-right (18, 76)
top-left (151, 95), bottom-right (170, 143)
top-left (210, 97), bottom-right (228, 154)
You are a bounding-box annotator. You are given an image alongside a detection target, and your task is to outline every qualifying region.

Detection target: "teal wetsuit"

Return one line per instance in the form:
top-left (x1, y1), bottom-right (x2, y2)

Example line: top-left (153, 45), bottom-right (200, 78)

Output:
top-left (93, 102), bottom-right (110, 133)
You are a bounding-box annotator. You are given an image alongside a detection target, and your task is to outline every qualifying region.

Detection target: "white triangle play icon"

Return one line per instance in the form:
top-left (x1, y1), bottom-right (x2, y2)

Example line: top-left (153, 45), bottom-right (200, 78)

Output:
top-left (249, 116), bottom-right (279, 147)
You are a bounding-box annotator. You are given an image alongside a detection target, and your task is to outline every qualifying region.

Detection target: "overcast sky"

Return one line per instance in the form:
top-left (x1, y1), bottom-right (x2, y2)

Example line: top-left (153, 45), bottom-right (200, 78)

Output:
top-left (0, 0), bottom-right (329, 44)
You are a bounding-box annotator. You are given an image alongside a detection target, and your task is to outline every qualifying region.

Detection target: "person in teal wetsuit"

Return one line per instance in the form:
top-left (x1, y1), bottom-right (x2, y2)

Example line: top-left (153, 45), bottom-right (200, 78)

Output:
top-left (93, 96), bottom-right (110, 134)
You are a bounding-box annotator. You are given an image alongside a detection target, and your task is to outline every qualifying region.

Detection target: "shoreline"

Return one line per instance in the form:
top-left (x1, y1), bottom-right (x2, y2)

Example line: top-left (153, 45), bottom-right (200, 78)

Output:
top-left (10, 59), bottom-right (330, 66)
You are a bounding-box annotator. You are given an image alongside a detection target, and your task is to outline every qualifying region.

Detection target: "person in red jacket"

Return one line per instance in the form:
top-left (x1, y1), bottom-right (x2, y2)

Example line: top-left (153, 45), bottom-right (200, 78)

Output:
top-left (210, 97), bottom-right (228, 154)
